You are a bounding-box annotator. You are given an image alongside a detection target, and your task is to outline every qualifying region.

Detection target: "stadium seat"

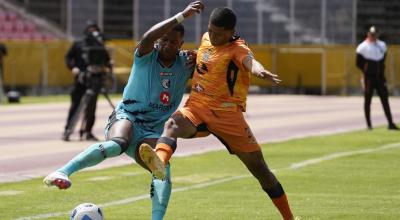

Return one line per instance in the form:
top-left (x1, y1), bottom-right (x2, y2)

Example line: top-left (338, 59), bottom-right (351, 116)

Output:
top-left (24, 21), bottom-right (36, 32)
top-left (0, 6), bottom-right (57, 41)
top-left (0, 33), bottom-right (6, 40)
top-left (20, 33), bottom-right (31, 40)
top-left (31, 32), bottom-right (44, 40)
top-left (14, 21), bottom-right (25, 32)
top-left (2, 22), bottom-right (13, 32)
top-left (43, 33), bottom-right (55, 41)
top-left (6, 11), bottom-right (17, 22)
top-left (0, 11), bottom-right (6, 22)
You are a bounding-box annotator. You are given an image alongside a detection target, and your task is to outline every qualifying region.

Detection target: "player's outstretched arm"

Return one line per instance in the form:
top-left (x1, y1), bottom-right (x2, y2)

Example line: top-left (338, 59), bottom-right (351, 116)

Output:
top-left (243, 57), bottom-right (281, 84)
top-left (137, 1), bottom-right (204, 56)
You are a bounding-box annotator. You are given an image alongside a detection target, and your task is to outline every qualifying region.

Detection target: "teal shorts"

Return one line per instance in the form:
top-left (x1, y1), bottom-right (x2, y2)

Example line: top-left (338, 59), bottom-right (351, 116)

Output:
top-left (105, 108), bottom-right (164, 161)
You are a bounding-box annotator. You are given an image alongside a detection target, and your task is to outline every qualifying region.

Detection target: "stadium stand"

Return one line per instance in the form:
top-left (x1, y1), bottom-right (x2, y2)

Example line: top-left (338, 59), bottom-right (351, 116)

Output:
top-left (4, 0), bottom-right (399, 44)
top-left (6, 0), bottom-right (133, 39)
top-left (0, 1), bottom-right (65, 41)
top-left (357, 0), bottom-right (400, 44)
top-left (103, 0), bottom-right (132, 39)
top-left (0, 0), bottom-right (399, 96)
top-left (11, 0), bottom-right (66, 28)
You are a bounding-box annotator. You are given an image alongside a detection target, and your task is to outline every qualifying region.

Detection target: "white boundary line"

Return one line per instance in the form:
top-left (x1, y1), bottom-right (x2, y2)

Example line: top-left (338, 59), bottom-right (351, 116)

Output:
top-left (289, 142), bottom-right (400, 170)
top-left (15, 142), bottom-right (400, 220)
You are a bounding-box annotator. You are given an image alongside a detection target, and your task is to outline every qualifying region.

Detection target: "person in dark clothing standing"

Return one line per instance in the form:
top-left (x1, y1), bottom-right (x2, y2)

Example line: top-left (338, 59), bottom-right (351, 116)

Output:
top-left (0, 43), bottom-right (7, 81)
top-left (0, 43), bottom-right (7, 101)
top-left (356, 26), bottom-right (398, 130)
top-left (63, 21), bottom-right (112, 141)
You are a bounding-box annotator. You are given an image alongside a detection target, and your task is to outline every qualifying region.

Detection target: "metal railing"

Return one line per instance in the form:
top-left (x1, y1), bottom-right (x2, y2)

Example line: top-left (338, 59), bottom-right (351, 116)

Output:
top-left (8, 0), bottom-right (357, 44)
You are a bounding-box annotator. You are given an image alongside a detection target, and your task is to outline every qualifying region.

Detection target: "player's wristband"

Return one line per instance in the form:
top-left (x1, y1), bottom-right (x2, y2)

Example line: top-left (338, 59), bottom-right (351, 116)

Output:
top-left (174, 12), bottom-right (185, 23)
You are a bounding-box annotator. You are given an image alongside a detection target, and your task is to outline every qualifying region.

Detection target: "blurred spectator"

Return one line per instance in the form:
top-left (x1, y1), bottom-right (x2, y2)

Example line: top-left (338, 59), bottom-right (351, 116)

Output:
top-left (0, 42), bottom-right (6, 82)
top-left (63, 21), bottom-right (112, 141)
top-left (0, 42), bottom-right (7, 98)
top-left (356, 26), bottom-right (399, 130)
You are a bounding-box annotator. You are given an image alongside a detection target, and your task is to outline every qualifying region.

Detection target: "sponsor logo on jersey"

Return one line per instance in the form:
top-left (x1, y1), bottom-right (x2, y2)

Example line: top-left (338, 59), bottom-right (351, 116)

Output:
top-left (160, 91), bottom-right (171, 105)
top-left (194, 83), bottom-right (204, 93)
top-left (162, 79), bottom-right (170, 89)
top-left (201, 48), bottom-right (212, 61)
top-left (247, 51), bottom-right (254, 60)
top-left (149, 102), bottom-right (175, 112)
top-left (202, 52), bottom-right (209, 61)
top-left (196, 62), bottom-right (208, 75)
top-left (160, 72), bottom-right (173, 76)
top-left (221, 102), bottom-right (236, 108)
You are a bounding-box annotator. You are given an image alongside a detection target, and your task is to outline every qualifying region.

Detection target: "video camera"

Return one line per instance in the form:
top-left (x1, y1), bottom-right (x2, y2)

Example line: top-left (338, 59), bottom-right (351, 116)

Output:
top-left (84, 45), bottom-right (110, 73)
top-left (80, 45), bottom-right (113, 97)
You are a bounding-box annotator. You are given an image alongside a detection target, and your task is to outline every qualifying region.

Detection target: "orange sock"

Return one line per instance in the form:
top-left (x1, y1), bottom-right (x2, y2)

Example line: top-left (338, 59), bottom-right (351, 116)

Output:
top-left (155, 143), bottom-right (174, 165)
top-left (271, 194), bottom-right (293, 220)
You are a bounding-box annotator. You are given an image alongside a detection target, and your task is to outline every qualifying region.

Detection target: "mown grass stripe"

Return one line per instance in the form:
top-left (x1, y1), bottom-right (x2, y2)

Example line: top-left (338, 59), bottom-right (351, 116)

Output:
top-left (15, 141), bottom-right (400, 220)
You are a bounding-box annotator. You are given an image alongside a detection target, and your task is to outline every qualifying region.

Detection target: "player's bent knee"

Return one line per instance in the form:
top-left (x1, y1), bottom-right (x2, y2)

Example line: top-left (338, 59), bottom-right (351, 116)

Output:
top-left (247, 162), bottom-right (277, 186)
top-left (164, 118), bottom-right (177, 131)
top-left (111, 137), bottom-right (129, 154)
top-left (163, 119), bottom-right (182, 138)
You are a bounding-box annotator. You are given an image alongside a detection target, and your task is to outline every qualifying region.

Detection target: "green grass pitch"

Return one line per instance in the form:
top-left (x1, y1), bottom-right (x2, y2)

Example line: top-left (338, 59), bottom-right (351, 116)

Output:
top-left (1, 127), bottom-right (399, 219)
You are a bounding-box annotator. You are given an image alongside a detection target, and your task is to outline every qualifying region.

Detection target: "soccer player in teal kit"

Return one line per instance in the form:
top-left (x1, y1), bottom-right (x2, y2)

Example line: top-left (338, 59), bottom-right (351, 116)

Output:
top-left (43, 2), bottom-right (204, 219)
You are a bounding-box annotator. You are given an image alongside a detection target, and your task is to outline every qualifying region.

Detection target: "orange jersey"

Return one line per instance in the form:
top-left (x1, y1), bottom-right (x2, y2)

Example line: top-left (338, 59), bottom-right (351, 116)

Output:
top-left (189, 33), bottom-right (253, 112)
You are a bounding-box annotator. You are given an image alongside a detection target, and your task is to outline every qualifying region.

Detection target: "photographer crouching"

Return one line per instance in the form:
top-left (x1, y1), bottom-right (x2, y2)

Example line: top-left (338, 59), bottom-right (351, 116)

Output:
top-left (63, 21), bottom-right (113, 141)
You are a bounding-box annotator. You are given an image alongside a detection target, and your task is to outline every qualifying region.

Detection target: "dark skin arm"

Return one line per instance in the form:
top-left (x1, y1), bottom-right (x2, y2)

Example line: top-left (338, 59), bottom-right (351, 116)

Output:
top-left (137, 1), bottom-right (204, 56)
top-left (243, 57), bottom-right (281, 84)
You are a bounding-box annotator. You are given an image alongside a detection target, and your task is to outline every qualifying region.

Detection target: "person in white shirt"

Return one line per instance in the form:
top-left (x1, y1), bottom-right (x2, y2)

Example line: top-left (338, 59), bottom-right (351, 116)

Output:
top-left (356, 26), bottom-right (398, 130)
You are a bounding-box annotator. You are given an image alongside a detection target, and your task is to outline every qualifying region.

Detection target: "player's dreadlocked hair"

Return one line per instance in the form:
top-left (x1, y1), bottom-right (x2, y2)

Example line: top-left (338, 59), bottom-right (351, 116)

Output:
top-left (210, 7), bottom-right (236, 30)
top-left (172, 24), bottom-right (185, 37)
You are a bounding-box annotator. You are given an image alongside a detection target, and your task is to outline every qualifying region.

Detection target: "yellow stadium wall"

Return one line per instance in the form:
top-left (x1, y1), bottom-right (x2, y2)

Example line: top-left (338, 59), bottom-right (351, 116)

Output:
top-left (2, 40), bottom-right (400, 94)
top-left (2, 41), bottom-right (72, 87)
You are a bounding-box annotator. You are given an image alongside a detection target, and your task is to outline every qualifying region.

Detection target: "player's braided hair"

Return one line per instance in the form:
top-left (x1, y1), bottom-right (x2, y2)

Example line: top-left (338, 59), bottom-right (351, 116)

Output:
top-left (210, 7), bottom-right (236, 30)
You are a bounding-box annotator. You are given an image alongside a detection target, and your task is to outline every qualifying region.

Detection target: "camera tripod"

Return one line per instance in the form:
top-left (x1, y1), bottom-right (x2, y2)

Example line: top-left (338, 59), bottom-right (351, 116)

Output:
top-left (63, 69), bottom-right (115, 141)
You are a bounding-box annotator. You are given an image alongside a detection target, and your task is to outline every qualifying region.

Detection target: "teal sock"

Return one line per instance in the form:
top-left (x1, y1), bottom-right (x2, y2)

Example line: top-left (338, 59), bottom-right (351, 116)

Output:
top-left (57, 140), bottom-right (122, 176)
top-left (151, 163), bottom-right (171, 220)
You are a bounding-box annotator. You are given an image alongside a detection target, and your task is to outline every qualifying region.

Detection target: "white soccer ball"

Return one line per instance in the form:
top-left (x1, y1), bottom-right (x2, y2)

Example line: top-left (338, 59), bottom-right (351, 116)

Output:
top-left (70, 203), bottom-right (104, 220)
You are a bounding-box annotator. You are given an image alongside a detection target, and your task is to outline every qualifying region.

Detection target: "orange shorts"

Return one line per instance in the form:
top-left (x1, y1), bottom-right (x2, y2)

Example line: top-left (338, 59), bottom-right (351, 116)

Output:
top-left (175, 102), bottom-right (261, 154)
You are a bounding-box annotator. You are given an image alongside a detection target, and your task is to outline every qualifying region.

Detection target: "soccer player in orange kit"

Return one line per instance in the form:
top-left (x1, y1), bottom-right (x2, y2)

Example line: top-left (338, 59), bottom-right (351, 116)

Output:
top-left (139, 6), bottom-right (298, 220)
